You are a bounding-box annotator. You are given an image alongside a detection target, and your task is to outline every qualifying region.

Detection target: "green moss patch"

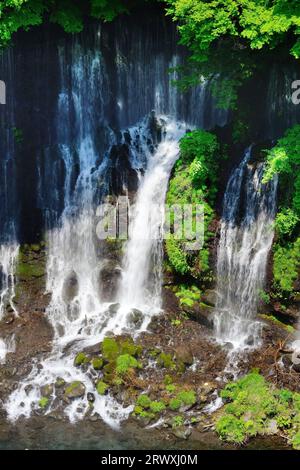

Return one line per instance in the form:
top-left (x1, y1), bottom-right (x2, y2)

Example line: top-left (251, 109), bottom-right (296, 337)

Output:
top-left (96, 381), bottom-right (109, 396)
top-left (74, 352), bottom-right (89, 366)
top-left (38, 397), bottom-right (49, 409)
top-left (216, 371), bottom-right (300, 448)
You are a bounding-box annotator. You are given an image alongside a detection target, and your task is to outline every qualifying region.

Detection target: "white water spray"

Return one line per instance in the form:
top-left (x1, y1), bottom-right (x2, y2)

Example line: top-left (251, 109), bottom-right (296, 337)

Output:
top-left (214, 148), bottom-right (278, 352)
top-left (0, 243), bottom-right (19, 319)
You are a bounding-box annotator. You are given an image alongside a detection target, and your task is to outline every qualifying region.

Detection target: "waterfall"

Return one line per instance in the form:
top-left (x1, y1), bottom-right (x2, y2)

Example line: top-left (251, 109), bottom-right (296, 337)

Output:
top-left (0, 50), bottom-right (19, 321)
top-left (214, 148), bottom-right (278, 351)
top-left (4, 30), bottom-right (191, 424)
top-left (106, 117), bottom-right (186, 334)
top-left (0, 244), bottom-right (19, 319)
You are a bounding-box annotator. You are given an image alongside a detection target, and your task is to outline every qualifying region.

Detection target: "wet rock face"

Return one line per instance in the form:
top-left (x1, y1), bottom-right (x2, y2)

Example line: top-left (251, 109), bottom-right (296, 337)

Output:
top-left (127, 309), bottom-right (144, 329)
top-left (292, 350), bottom-right (300, 373)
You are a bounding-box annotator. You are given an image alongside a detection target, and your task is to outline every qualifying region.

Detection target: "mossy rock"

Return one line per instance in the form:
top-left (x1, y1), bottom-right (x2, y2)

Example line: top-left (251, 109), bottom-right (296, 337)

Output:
top-left (157, 352), bottom-right (176, 370)
top-left (92, 357), bottom-right (103, 370)
top-left (149, 401), bottom-right (166, 413)
top-left (64, 381), bottom-right (86, 399)
top-left (16, 262), bottom-right (45, 280)
top-left (40, 384), bottom-right (53, 397)
top-left (120, 339), bottom-right (142, 357)
top-left (136, 394), bottom-right (151, 409)
top-left (96, 381), bottom-right (109, 396)
top-left (39, 397), bottom-right (49, 409)
top-left (101, 336), bottom-right (142, 362)
top-left (30, 244), bottom-right (41, 252)
top-left (102, 337), bottom-right (119, 361)
top-left (55, 377), bottom-right (66, 388)
top-left (74, 352), bottom-right (89, 366)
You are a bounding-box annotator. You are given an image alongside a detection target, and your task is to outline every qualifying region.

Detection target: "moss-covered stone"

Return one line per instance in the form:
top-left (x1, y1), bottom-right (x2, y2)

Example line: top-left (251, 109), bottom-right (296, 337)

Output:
top-left (39, 397), bottom-right (49, 409)
top-left (96, 381), bottom-right (109, 396)
top-left (169, 398), bottom-right (181, 411)
top-left (74, 352), bottom-right (89, 366)
top-left (157, 352), bottom-right (176, 370)
top-left (136, 394), bottom-right (151, 409)
top-left (92, 357), bottom-right (103, 370)
top-left (259, 314), bottom-right (294, 333)
top-left (149, 401), bottom-right (166, 413)
top-left (102, 337), bottom-right (119, 361)
top-left (64, 381), bottom-right (86, 399)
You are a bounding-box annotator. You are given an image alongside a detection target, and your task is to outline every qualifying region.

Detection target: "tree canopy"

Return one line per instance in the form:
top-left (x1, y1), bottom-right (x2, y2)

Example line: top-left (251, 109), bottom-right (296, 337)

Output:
top-left (0, 0), bottom-right (140, 46)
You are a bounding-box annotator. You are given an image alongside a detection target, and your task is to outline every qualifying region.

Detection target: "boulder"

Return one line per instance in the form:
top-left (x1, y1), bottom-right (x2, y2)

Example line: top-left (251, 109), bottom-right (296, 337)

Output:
top-left (171, 426), bottom-right (192, 440)
top-left (201, 290), bottom-right (218, 307)
top-left (292, 350), bottom-right (300, 373)
top-left (87, 392), bottom-right (95, 403)
top-left (184, 304), bottom-right (214, 329)
top-left (40, 384), bottom-right (53, 397)
top-left (127, 309), bottom-right (144, 328)
top-left (108, 303), bottom-right (120, 315)
top-left (64, 381), bottom-right (86, 399)
top-left (174, 344), bottom-right (194, 366)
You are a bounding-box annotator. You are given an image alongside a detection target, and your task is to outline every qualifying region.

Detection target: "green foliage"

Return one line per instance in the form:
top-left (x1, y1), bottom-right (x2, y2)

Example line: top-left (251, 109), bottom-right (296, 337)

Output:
top-left (149, 401), bottom-right (166, 413)
top-left (263, 126), bottom-right (300, 219)
top-left (115, 354), bottom-right (140, 375)
top-left (133, 406), bottom-right (155, 420)
top-left (92, 357), bottom-right (103, 370)
top-left (292, 432), bottom-right (300, 451)
top-left (166, 1), bottom-right (300, 106)
top-left (169, 398), bottom-right (181, 411)
top-left (96, 380), bottom-right (109, 395)
top-left (216, 415), bottom-right (246, 444)
top-left (165, 237), bottom-right (190, 275)
top-left (275, 209), bottom-right (299, 238)
top-left (217, 371), bottom-right (300, 448)
top-left (38, 396), bottom-right (49, 409)
top-left (175, 284), bottom-right (201, 309)
top-left (273, 238), bottom-right (300, 294)
top-left (157, 352), bottom-right (176, 370)
top-left (0, 0), bottom-right (134, 47)
top-left (74, 352), bottom-right (89, 366)
top-left (232, 119), bottom-right (249, 144)
top-left (136, 394), bottom-right (151, 409)
top-left (90, 0), bottom-right (128, 21)
top-left (258, 290), bottom-right (270, 304)
top-left (165, 384), bottom-right (176, 394)
top-left (12, 127), bottom-right (23, 144)
top-left (262, 126), bottom-right (300, 298)
top-left (164, 374), bottom-right (173, 385)
top-left (278, 389), bottom-right (293, 404)
top-left (119, 339), bottom-right (142, 357)
top-left (101, 336), bottom-right (141, 362)
top-left (102, 337), bottom-right (119, 361)
top-left (166, 129), bottom-right (222, 280)
top-left (171, 415), bottom-right (184, 428)
top-left (259, 314), bottom-right (294, 333)
top-left (176, 390), bottom-right (196, 406)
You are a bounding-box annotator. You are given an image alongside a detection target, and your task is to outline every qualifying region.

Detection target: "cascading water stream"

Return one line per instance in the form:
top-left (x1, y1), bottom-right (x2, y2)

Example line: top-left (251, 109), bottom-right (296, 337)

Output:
top-left (214, 148), bottom-right (278, 352)
top-left (0, 49), bottom-right (19, 357)
top-left (4, 18), bottom-right (228, 425)
top-left (4, 33), bottom-right (190, 423)
top-left (0, 244), bottom-right (19, 319)
top-left (105, 118), bottom-right (187, 335)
